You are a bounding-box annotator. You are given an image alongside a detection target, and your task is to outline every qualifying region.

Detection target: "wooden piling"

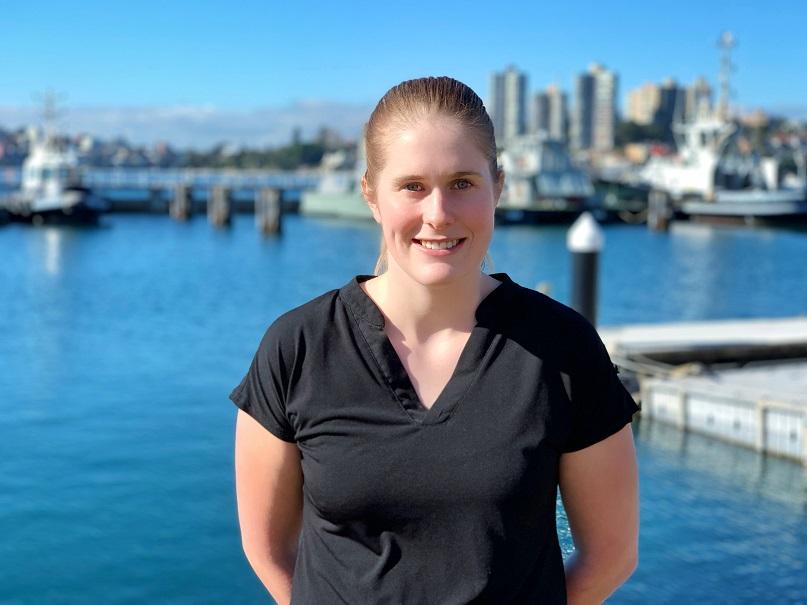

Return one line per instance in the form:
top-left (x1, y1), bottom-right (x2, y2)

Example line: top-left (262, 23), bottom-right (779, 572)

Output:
top-left (170, 184), bottom-right (191, 220)
top-left (147, 186), bottom-right (166, 214)
top-left (647, 190), bottom-right (671, 231)
top-left (256, 188), bottom-right (282, 235)
top-left (208, 185), bottom-right (232, 227)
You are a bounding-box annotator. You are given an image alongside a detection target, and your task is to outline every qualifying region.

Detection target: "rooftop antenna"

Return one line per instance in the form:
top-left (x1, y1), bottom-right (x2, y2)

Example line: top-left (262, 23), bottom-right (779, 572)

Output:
top-left (717, 31), bottom-right (736, 121)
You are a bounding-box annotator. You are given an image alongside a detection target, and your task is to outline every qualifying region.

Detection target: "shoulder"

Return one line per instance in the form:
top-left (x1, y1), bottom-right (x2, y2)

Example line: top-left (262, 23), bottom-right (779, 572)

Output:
top-left (493, 276), bottom-right (609, 374)
top-left (504, 278), bottom-right (596, 342)
top-left (270, 287), bottom-right (341, 333)
top-left (256, 287), bottom-right (343, 356)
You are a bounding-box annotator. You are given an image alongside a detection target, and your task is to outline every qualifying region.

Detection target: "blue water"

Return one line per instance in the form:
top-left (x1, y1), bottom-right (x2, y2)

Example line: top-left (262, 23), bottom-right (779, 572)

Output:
top-left (1, 214), bottom-right (806, 604)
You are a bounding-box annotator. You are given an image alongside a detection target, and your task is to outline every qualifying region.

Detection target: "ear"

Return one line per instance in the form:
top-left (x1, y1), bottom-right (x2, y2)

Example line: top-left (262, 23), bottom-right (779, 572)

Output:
top-left (494, 169), bottom-right (505, 208)
top-left (361, 174), bottom-right (382, 224)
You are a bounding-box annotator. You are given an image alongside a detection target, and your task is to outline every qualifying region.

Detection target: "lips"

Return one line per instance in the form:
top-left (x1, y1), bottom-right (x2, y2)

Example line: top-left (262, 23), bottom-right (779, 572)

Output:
top-left (412, 237), bottom-right (467, 253)
top-left (414, 238), bottom-right (463, 250)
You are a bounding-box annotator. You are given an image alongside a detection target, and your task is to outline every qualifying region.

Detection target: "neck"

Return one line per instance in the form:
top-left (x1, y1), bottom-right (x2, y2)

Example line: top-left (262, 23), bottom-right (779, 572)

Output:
top-left (365, 264), bottom-right (498, 342)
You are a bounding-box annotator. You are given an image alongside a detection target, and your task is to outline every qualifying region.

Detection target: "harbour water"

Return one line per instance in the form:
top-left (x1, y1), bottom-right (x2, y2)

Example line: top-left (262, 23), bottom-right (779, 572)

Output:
top-left (1, 214), bottom-right (806, 604)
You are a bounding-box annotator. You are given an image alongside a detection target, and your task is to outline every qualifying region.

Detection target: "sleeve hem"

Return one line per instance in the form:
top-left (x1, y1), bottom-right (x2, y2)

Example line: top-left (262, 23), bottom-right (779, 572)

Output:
top-left (561, 394), bottom-right (640, 453)
top-left (229, 389), bottom-right (297, 443)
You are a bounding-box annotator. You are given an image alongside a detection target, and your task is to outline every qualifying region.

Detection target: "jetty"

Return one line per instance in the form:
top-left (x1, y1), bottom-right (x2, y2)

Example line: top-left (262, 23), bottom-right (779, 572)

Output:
top-left (600, 316), bottom-right (807, 464)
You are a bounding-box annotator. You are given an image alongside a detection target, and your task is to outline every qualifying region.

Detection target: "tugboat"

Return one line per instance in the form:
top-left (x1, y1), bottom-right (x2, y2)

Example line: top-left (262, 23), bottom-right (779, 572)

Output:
top-left (2, 95), bottom-right (107, 226)
top-left (4, 131), bottom-right (107, 225)
top-left (640, 113), bottom-right (807, 225)
top-left (639, 33), bottom-right (807, 226)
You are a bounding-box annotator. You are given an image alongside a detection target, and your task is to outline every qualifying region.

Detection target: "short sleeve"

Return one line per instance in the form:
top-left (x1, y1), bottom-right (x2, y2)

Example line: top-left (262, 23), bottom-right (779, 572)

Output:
top-left (560, 317), bottom-right (640, 453)
top-left (229, 322), bottom-right (297, 443)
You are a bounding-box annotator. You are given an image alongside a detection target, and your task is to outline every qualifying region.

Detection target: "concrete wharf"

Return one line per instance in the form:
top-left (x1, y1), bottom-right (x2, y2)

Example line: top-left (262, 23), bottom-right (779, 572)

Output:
top-left (599, 316), bottom-right (807, 464)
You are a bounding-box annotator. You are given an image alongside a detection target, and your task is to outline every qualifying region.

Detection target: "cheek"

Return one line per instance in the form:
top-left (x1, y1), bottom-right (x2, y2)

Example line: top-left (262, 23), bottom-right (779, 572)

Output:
top-left (467, 199), bottom-right (496, 230)
top-left (380, 206), bottom-right (418, 238)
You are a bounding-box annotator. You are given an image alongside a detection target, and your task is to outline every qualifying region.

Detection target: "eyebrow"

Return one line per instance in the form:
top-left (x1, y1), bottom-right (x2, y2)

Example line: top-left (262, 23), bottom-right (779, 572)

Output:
top-left (391, 171), bottom-right (482, 188)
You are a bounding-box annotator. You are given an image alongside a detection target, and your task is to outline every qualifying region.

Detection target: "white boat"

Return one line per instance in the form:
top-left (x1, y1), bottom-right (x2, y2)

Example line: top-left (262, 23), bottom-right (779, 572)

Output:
top-left (639, 33), bottom-right (807, 225)
top-left (497, 134), bottom-right (596, 223)
top-left (640, 116), bottom-right (807, 222)
top-left (4, 130), bottom-right (107, 225)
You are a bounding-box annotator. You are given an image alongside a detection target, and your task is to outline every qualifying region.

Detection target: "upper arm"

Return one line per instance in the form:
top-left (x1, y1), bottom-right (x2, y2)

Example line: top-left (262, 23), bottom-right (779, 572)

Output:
top-left (234, 410), bottom-right (303, 562)
top-left (558, 423), bottom-right (639, 561)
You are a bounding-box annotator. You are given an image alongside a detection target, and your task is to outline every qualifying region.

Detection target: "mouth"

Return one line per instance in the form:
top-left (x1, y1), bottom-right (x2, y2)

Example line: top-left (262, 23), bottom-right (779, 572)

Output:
top-left (413, 238), bottom-right (466, 250)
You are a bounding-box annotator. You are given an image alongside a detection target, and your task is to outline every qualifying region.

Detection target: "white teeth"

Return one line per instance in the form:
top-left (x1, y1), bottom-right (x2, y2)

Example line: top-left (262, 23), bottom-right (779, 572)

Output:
top-left (419, 239), bottom-right (460, 250)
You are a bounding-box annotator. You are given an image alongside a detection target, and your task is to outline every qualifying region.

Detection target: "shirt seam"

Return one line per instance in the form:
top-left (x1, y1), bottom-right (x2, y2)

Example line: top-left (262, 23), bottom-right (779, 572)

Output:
top-left (339, 292), bottom-right (426, 425)
top-left (341, 278), bottom-right (384, 328)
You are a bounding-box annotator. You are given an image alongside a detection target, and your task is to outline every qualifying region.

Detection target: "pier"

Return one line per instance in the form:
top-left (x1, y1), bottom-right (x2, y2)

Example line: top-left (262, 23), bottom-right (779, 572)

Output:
top-left (82, 167), bottom-right (318, 215)
top-left (0, 167), bottom-right (317, 212)
top-left (601, 316), bottom-right (807, 463)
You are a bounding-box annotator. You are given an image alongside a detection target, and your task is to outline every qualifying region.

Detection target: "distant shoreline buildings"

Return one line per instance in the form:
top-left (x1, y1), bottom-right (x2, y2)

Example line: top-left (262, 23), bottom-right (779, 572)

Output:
top-left (488, 64), bottom-right (724, 155)
top-left (489, 63), bottom-right (619, 152)
top-left (627, 77), bottom-right (713, 128)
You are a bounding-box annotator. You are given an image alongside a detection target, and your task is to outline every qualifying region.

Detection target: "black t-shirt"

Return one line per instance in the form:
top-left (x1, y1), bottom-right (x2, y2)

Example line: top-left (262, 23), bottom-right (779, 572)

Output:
top-left (230, 272), bottom-right (639, 604)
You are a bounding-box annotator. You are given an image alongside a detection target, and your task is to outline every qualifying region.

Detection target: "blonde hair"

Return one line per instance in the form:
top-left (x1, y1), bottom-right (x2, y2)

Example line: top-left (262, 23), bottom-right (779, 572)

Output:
top-left (363, 76), bottom-right (499, 275)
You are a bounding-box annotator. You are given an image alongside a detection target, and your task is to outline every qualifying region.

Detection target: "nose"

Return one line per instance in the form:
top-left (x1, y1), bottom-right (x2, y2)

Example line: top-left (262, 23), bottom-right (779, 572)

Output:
top-left (422, 187), bottom-right (454, 227)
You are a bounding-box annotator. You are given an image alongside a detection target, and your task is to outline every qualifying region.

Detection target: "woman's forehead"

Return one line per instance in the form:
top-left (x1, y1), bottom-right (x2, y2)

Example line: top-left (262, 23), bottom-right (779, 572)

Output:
top-left (380, 118), bottom-right (487, 174)
top-left (386, 113), bottom-right (465, 142)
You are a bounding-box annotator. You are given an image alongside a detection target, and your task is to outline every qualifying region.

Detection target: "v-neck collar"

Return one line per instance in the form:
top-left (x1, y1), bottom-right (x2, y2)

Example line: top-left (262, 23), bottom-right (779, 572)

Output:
top-left (339, 273), bottom-right (515, 425)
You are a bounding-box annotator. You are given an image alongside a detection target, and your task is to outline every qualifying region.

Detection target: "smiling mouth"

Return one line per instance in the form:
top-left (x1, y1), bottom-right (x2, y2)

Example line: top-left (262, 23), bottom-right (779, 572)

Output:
top-left (414, 238), bottom-right (465, 250)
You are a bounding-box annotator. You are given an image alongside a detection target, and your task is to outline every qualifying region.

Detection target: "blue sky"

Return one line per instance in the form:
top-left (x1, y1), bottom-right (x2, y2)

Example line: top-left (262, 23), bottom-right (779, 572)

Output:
top-left (3, 0), bottom-right (806, 146)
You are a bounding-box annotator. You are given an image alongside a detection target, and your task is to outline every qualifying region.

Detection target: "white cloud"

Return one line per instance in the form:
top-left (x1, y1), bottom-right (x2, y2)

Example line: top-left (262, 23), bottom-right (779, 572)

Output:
top-left (0, 101), bottom-right (372, 148)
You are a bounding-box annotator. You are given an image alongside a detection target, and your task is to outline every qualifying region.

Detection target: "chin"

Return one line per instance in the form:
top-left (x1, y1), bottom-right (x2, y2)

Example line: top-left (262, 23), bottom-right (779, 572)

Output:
top-left (405, 264), bottom-right (480, 288)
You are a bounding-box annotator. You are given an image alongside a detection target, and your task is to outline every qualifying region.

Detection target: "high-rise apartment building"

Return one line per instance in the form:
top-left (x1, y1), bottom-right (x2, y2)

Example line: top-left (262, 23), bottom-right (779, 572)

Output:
top-left (592, 65), bottom-right (617, 151)
top-left (572, 64), bottom-right (618, 151)
top-left (627, 82), bottom-right (661, 125)
top-left (656, 79), bottom-right (685, 127)
top-left (628, 79), bottom-right (685, 127)
top-left (685, 77), bottom-right (713, 122)
top-left (532, 84), bottom-right (568, 143)
top-left (533, 93), bottom-right (550, 134)
top-left (489, 65), bottom-right (527, 145)
top-left (572, 72), bottom-right (594, 150)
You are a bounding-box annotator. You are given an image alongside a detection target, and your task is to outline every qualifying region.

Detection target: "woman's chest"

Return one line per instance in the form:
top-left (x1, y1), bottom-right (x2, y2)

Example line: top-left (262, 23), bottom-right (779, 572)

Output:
top-left (388, 330), bottom-right (474, 410)
top-left (289, 347), bottom-right (570, 525)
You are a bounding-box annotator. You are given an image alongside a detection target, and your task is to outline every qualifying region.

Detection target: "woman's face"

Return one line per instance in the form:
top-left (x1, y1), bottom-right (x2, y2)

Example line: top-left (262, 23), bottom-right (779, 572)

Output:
top-left (364, 115), bottom-right (502, 288)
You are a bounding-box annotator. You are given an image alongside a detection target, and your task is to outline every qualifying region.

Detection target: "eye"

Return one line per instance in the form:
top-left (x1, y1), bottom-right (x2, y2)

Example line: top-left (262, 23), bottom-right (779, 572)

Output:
top-left (453, 178), bottom-right (473, 190)
top-left (404, 182), bottom-right (423, 192)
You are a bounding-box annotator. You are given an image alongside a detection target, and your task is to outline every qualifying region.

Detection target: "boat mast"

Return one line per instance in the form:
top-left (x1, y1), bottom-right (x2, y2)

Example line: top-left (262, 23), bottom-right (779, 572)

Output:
top-left (33, 89), bottom-right (65, 145)
top-left (717, 32), bottom-right (736, 121)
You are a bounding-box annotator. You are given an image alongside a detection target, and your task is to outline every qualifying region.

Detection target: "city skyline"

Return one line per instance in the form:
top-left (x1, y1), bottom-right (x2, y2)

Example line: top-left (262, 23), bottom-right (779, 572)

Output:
top-left (4, 0), bottom-right (806, 146)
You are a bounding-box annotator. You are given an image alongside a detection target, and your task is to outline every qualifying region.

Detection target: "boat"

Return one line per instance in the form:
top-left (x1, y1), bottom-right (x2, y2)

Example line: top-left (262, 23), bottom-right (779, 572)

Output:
top-left (639, 115), bottom-right (807, 225)
top-left (3, 130), bottom-right (108, 225)
top-left (299, 147), bottom-right (371, 220)
top-left (496, 134), bottom-right (598, 224)
top-left (592, 162), bottom-right (650, 224)
top-left (638, 33), bottom-right (807, 226)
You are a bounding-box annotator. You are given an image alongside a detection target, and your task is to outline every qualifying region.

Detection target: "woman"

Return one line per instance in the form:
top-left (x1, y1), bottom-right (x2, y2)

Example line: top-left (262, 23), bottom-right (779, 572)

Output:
top-left (230, 76), bottom-right (639, 604)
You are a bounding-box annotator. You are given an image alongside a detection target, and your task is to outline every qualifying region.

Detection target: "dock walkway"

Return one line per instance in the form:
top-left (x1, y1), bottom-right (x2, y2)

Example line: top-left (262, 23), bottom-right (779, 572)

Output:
top-left (599, 316), bottom-right (807, 464)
